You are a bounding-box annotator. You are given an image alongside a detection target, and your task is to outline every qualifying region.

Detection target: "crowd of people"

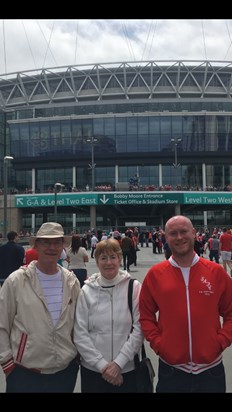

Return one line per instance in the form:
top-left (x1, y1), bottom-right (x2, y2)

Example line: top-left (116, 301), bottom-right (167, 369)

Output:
top-left (2, 183), bottom-right (232, 196)
top-left (0, 218), bottom-right (231, 393)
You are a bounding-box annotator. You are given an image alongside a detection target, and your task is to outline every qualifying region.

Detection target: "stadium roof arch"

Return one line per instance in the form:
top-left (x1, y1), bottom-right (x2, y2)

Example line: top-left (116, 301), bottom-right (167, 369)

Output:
top-left (1, 60), bottom-right (232, 109)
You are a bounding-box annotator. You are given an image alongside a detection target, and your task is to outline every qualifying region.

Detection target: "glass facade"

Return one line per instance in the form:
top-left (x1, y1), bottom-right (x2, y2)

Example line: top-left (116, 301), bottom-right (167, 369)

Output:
top-left (0, 60), bottom-right (232, 232)
top-left (6, 113), bottom-right (232, 194)
top-left (8, 114), bottom-right (232, 160)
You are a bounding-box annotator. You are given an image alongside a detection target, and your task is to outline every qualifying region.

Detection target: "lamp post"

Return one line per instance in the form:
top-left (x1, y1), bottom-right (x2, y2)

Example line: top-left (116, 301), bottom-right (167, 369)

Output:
top-left (3, 156), bottom-right (14, 238)
top-left (85, 136), bottom-right (98, 191)
top-left (54, 183), bottom-right (64, 222)
top-left (171, 138), bottom-right (182, 188)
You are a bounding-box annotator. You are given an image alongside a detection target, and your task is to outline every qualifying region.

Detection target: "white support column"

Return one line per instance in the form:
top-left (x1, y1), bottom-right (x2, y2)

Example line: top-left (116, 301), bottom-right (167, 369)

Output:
top-left (203, 211), bottom-right (207, 227)
top-left (72, 166), bottom-right (76, 188)
top-left (115, 165), bottom-right (119, 184)
top-left (32, 168), bottom-right (36, 194)
top-left (202, 163), bottom-right (207, 226)
top-left (90, 205), bottom-right (96, 230)
top-left (31, 168), bottom-right (36, 233)
top-left (159, 164), bottom-right (162, 187)
top-left (31, 214), bottom-right (36, 234)
top-left (73, 213), bottom-right (76, 232)
top-left (72, 166), bottom-right (77, 230)
top-left (175, 204), bottom-right (181, 215)
top-left (202, 163), bottom-right (206, 191)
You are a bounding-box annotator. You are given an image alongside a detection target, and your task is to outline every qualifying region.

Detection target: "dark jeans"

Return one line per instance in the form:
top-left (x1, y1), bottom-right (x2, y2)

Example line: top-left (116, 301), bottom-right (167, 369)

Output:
top-left (209, 250), bottom-right (219, 263)
top-left (156, 359), bottom-right (226, 393)
top-left (6, 358), bottom-right (79, 393)
top-left (122, 251), bottom-right (130, 270)
top-left (72, 268), bottom-right (87, 288)
top-left (80, 365), bottom-right (138, 393)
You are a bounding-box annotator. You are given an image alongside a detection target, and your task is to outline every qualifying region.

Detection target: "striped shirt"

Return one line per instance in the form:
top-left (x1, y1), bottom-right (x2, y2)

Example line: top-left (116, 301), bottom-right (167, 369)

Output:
top-left (36, 268), bottom-right (63, 326)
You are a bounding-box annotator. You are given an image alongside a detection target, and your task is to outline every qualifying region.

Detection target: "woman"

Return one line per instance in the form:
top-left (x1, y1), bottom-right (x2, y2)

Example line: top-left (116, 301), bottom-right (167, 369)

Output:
top-left (66, 234), bottom-right (89, 287)
top-left (57, 248), bottom-right (68, 266)
top-left (73, 238), bottom-right (144, 393)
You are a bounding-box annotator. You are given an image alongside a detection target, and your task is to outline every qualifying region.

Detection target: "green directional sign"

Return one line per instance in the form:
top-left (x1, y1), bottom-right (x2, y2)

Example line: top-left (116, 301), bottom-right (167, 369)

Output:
top-left (183, 192), bottom-right (232, 205)
top-left (111, 192), bottom-right (182, 205)
top-left (15, 192), bottom-right (183, 208)
top-left (15, 193), bottom-right (99, 208)
top-left (15, 191), bottom-right (232, 208)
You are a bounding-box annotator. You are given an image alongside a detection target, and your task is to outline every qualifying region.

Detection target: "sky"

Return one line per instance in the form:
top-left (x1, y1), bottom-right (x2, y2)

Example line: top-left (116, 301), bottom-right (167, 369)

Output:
top-left (1, 19), bottom-right (232, 75)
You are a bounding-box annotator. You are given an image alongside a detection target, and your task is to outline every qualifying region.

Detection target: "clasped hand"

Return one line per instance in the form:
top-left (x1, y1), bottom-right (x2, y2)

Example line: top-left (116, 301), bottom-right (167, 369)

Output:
top-left (102, 361), bottom-right (123, 386)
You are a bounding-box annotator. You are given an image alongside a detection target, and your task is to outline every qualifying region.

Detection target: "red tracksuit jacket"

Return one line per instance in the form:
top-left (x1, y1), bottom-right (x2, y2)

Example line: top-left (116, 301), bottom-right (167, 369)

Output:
top-left (139, 258), bottom-right (232, 365)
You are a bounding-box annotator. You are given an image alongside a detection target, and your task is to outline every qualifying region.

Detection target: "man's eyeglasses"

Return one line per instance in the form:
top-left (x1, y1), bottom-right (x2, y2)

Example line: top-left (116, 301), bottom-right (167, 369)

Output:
top-left (37, 239), bottom-right (64, 247)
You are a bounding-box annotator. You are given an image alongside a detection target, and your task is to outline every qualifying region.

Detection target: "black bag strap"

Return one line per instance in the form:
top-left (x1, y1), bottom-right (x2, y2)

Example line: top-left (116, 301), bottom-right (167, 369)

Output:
top-left (128, 278), bottom-right (146, 361)
top-left (128, 278), bottom-right (134, 319)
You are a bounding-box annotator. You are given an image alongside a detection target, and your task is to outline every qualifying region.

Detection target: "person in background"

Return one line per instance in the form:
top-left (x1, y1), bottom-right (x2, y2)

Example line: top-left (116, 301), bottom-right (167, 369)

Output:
top-left (219, 227), bottom-right (232, 275)
top-left (151, 230), bottom-right (158, 254)
top-left (130, 231), bottom-right (138, 267)
top-left (163, 241), bottom-right (171, 259)
top-left (194, 235), bottom-right (202, 256)
top-left (205, 234), bottom-right (220, 264)
top-left (57, 247), bottom-right (68, 267)
top-left (101, 231), bottom-right (108, 241)
top-left (66, 234), bottom-right (89, 288)
top-left (139, 231), bottom-right (145, 248)
top-left (121, 231), bottom-right (133, 271)
top-left (25, 245), bottom-right (39, 265)
top-left (0, 222), bottom-right (80, 393)
top-left (73, 238), bottom-right (144, 393)
top-left (81, 235), bottom-right (88, 250)
top-left (145, 230), bottom-right (150, 247)
top-left (139, 215), bottom-right (232, 393)
top-left (0, 231), bottom-right (25, 285)
top-left (90, 233), bottom-right (98, 258)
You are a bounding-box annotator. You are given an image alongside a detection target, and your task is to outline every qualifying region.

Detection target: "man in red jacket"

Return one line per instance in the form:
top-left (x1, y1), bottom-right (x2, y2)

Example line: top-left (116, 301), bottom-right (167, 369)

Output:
top-left (139, 215), bottom-right (232, 393)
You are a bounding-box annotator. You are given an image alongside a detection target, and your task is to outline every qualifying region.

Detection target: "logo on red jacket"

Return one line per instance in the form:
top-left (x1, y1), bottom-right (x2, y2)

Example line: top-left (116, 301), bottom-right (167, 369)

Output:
top-left (199, 276), bottom-right (214, 296)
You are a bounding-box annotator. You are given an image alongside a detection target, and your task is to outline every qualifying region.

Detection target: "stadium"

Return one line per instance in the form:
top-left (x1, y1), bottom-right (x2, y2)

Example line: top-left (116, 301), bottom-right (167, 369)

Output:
top-left (0, 59), bottom-right (232, 234)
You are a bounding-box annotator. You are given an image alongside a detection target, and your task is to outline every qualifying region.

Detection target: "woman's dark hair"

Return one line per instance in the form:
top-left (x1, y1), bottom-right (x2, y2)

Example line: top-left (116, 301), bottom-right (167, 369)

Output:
top-left (71, 234), bottom-right (81, 254)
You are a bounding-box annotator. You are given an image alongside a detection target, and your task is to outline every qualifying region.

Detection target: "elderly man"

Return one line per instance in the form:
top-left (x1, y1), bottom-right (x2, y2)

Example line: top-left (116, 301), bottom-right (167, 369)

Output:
top-left (0, 222), bottom-right (80, 393)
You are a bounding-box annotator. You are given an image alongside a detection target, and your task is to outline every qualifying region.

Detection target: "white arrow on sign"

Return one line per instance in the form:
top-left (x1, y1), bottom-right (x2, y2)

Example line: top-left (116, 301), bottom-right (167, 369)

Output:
top-left (16, 198), bottom-right (24, 206)
top-left (100, 194), bottom-right (109, 204)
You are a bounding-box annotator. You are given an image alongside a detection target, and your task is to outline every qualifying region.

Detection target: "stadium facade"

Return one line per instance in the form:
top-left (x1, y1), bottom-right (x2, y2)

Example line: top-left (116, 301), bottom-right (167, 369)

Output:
top-left (0, 60), bottom-right (232, 234)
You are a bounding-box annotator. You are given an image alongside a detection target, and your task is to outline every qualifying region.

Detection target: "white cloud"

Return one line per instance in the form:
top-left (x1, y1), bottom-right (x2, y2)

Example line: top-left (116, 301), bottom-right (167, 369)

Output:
top-left (0, 19), bottom-right (232, 75)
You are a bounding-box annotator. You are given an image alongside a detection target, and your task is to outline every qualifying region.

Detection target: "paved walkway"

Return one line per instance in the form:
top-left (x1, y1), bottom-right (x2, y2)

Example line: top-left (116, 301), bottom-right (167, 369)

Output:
top-left (1, 246), bottom-right (232, 392)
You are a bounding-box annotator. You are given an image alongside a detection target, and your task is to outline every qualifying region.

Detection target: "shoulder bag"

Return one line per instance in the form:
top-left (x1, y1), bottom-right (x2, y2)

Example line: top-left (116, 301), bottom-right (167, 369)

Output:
top-left (128, 278), bottom-right (155, 393)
